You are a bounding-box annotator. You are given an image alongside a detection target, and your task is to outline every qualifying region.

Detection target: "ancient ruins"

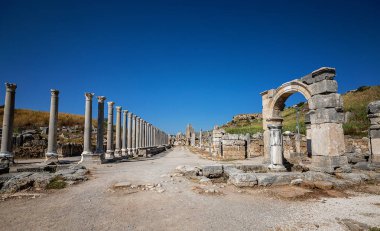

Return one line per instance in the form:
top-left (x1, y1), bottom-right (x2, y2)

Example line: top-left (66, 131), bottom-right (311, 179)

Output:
top-left (0, 68), bottom-right (379, 230)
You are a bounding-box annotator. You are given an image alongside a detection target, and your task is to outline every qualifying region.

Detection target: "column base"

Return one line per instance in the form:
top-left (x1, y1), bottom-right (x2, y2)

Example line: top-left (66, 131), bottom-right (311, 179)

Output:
top-left (0, 151), bottom-right (13, 159)
top-left (105, 150), bottom-right (114, 161)
top-left (45, 152), bottom-right (59, 164)
top-left (114, 149), bottom-right (122, 158)
top-left (79, 153), bottom-right (102, 165)
top-left (127, 148), bottom-right (132, 156)
top-left (268, 164), bottom-right (287, 172)
top-left (0, 156), bottom-right (11, 174)
top-left (121, 149), bottom-right (128, 157)
top-left (310, 155), bottom-right (351, 173)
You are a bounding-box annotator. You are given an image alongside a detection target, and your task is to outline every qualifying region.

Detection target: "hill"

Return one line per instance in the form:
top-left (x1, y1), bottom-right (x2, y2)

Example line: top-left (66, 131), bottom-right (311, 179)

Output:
top-left (223, 85), bottom-right (380, 137)
top-left (0, 107), bottom-right (87, 132)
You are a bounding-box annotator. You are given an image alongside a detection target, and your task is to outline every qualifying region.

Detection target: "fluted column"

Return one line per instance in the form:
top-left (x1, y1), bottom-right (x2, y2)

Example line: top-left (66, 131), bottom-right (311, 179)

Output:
top-left (142, 120), bottom-right (146, 148)
top-left (105, 101), bottom-right (115, 160)
top-left (95, 96), bottom-right (106, 155)
top-left (114, 106), bottom-right (122, 158)
top-left (132, 115), bottom-right (137, 155)
top-left (121, 110), bottom-right (128, 157)
top-left (45, 89), bottom-right (59, 162)
top-left (127, 112), bottom-right (133, 155)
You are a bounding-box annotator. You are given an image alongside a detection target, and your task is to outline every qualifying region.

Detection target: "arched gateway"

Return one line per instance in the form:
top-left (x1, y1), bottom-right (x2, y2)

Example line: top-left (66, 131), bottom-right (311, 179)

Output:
top-left (261, 67), bottom-right (350, 173)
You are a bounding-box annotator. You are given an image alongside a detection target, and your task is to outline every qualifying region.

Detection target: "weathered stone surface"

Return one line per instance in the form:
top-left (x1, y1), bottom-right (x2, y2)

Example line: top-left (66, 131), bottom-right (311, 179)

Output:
top-left (202, 165), bottom-right (223, 178)
top-left (199, 176), bottom-right (211, 184)
top-left (309, 108), bottom-right (344, 124)
top-left (175, 165), bottom-right (200, 177)
top-left (310, 155), bottom-right (350, 173)
top-left (300, 67), bottom-right (336, 85)
top-left (309, 80), bottom-right (338, 96)
top-left (228, 173), bottom-right (257, 187)
top-left (310, 123), bottom-right (345, 157)
top-left (114, 182), bottom-right (132, 188)
top-left (313, 180), bottom-right (333, 190)
top-left (223, 166), bottom-right (242, 177)
top-left (290, 178), bottom-right (303, 185)
top-left (308, 93), bottom-right (343, 110)
top-left (335, 173), bottom-right (369, 184)
top-left (368, 101), bottom-right (380, 114)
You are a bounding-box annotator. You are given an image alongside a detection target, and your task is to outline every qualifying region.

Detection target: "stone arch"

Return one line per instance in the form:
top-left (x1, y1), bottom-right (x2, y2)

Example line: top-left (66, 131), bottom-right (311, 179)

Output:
top-left (261, 67), bottom-right (349, 173)
top-left (268, 80), bottom-right (312, 119)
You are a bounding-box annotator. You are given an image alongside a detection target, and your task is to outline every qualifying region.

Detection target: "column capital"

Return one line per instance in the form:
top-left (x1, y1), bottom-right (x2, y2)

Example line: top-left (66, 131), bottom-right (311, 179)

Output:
top-left (50, 89), bottom-right (59, 96)
top-left (136, 117), bottom-right (140, 121)
top-left (133, 114), bottom-right (137, 119)
top-left (128, 112), bottom-right (133, 118)
top-left (107, 101), bottom-right (115, 107)
top-left (5, 82), bottom-right (17, 92)
top-left (116, 106), bottom-right (122, 112)
top-left (123, 110), bottom-right (128, 115)
top-left (85, 92), bottom-right (95, 100)
top-left (97, 96), bottom-right (106, 103)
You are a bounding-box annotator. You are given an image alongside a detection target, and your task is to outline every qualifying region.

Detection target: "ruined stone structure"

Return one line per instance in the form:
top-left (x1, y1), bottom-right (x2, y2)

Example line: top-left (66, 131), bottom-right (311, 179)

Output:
top-left (221, 134), bottom-right (247, 160)
top-left (212, 126), bottom-right (224, 156)
top-left (368, 101), bottom-right (380, 165)
top-left (261, 67), bottom-right (349, 172)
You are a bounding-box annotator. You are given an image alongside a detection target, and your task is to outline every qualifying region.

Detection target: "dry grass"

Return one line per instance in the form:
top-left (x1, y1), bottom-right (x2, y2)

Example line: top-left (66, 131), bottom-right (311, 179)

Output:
top-left (0, 107), bottom-right (89, 130)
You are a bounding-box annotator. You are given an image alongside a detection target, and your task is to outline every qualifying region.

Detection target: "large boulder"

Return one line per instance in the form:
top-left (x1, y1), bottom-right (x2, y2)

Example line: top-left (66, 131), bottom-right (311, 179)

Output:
top-left (175, 165), bottom-right (200, 177)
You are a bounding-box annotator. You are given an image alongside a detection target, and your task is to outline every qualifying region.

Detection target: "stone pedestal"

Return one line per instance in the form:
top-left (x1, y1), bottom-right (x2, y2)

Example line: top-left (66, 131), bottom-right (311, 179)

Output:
top-left (114, 106), bottom-right (122, 158)
top-left (105, 101), bottom-right (115, 160)
top-left (0, 83), bottom-right (17, 171)
top-left (45, 89), bottom-right (59, 162)
top-left (268, 125), bottom-right (286, 171)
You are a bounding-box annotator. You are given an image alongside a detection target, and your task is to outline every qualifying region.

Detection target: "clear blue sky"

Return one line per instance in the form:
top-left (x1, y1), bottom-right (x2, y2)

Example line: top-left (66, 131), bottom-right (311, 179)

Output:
top-left (0, 0), bottom-right (379, 134)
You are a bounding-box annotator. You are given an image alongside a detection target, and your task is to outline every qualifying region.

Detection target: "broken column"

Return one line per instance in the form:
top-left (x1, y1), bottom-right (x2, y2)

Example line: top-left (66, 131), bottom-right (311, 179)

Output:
top-left (114, 106), bottom-right (122, 158)
top-left (105, 101), bottom-right (115, 160)
top-left (81, 93), bottom-right (94, 156)
top-left (368, 101), bottom-right (380, 166)
top-left (127, 112), bottom-right (133, 155)
top-left (121, 110), bottom-right (128, 157)
top-left (268, 124), bottom-right (286, 171)
top-left (45, 89), bottom-right (59, 162)
top-left (95, 96), bottom-right (106, 155)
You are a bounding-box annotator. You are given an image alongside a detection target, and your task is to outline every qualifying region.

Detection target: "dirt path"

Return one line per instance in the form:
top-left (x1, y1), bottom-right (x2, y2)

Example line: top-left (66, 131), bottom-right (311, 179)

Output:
top-left (0, 146), bottom-right (379, 231)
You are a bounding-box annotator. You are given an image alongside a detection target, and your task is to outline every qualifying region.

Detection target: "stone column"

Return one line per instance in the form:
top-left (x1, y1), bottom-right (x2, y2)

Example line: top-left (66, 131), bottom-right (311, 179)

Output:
top-left (45, 89), bottom-right (59, 162)
top-left (368, 101), bottom-right (380, 166)
top-left (132, 115), bottom-right (137, 155)
top-left (268, 124), bottom-right (286, 171)
top-left (82, 93), bottom-right (94, 156)
top-left (140, 119), bottom-right (145, 148)
top-left (0, 83), bottom-right (17, 167)
top-left (95, 96), bottom-right (106, 155)
top-left (199, 129), bottom-right (202, 149)
top-left (114, 106), bottom-right (122, 158)
top-left (105, 101), bottom-right (115, 160)
top-left (136, 117), bottom-right (140, 152)
top-left (121, 110), bottom-right (128, 157)
top-left (127, 112), bottom-right (133, 155)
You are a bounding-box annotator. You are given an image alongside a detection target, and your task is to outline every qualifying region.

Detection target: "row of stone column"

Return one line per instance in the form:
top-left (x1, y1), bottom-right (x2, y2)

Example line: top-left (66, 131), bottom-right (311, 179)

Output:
top-left (0, 83), bottom-right (170, 167)
top-left (66, 92), bottom-right (170, 164)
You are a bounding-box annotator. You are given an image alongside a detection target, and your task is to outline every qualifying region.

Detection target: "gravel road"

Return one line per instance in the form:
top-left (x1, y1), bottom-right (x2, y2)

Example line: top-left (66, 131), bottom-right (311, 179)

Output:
top-left (0, 146), bottom-right (379, 231)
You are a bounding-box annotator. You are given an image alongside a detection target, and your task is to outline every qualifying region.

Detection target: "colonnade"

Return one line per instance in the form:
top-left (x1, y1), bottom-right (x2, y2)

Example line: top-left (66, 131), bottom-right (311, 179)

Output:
top-left (0, 83), bottom-right (170, 167)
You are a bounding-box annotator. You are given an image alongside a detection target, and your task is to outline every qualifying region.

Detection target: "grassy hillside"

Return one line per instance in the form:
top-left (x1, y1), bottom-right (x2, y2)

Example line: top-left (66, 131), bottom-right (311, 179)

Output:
top-left (0, 107), bottom-right (87, 132)
top-left (223, 85), bottom-right (380, 137)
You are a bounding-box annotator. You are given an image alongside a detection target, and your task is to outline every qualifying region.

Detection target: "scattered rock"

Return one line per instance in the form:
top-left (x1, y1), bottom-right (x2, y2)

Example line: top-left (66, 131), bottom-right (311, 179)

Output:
top-left (314, 181), bottom-right (333, 190)
top-left (114, 182), bottom-right (132, 188)
top-left (290, 178), bottom-right (303, 186)
top-left (228, 173), bottom-right (257, 187)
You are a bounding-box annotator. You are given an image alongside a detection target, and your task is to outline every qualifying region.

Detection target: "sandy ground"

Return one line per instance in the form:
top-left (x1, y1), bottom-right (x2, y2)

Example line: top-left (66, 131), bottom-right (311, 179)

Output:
top-left (1, 146), bottom-right (379, 231)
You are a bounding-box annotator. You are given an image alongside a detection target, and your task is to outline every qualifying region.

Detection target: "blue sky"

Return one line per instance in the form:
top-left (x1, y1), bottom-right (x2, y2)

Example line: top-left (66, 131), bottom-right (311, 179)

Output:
top-left (0, 0), bottom-right (379, 134)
